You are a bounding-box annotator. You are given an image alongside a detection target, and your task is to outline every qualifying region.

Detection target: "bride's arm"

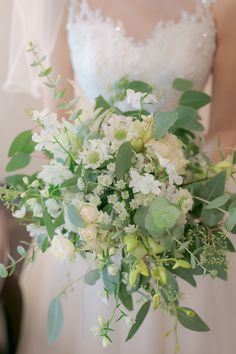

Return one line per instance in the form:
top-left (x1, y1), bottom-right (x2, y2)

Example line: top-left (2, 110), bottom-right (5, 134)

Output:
top-left (43, 7), bottom-right (73, 115)
top-left (207, 0), bottom-right (236, 157)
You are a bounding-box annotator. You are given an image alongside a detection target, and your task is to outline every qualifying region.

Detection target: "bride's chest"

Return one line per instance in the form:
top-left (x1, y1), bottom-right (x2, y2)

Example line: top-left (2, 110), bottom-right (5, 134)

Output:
top-left (67, 9), bottom-right (216, 103)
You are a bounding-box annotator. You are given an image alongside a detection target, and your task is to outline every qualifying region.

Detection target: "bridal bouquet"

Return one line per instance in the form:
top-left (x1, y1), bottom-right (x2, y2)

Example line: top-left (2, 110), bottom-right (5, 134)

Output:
top-left (1, 44), bottom-right (236, 351)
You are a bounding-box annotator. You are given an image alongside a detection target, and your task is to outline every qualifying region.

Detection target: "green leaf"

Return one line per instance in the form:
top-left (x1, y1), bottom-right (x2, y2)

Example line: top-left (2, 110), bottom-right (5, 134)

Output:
top-left (153, 111), bottom-right (179, 139)
top-left (94, 95), bottom-right (110, 114)
top-left (84, 269), bottom-right (100, 286)
top-left (177, 307), bottom-right (210, 332)
top-left (126, 81), bottom-right (152, 93)
top-left (54, 89), bottom-right (66, 99)
top-left (8, 130), bottom-right (35, 157)
top-left (37, 234), bottom-right (49, 253)
top-left (61, 176), bottom-right (78, 188)
top-left (126, 301), bottom-right (151, 341)
top-left (6, 153), bottom-right (31, 172)
top-left (43, 208), bottom-right (55, 239)
top-left (5, 174), bottom-right (27, 190)
top-left (174, 106), bottom-right (198, 130)
top-left (180, 90), bottom-right (211, 109)
top-left (201, 208), bottom-right (224, 227)
top-left (39, 67), bottom-right (52, 77)
top-left (115, 141), bottom-right (133, 180)
top-left (102, 267), bottom-right (120, 294)
top-left (48, 297), bottom-right (64, 345)
top-left (225, 207), bottom-right (236, 231)
top-left (67, 204), bottom-right (85, 228)
top-left (205, 194), bottom-right (231, 210)
top-left (170, 268), bottom-right (196, 287)
top-left (0, 264), bottom-right (8, 278)
top-left (233, 151), bottom-right (236, 165)
top-left (119, 282), bottom-right (133, 311)
top-left (145, 198), bottom-right (181, 235)
top-left (172, 78), bottom-right (193, 92)
top-left (17, 245), bottom-right (26, 257)
top-left (133, 207), bottom-right (148, 229)
top-left (200, 171), bottom-right (227, 202)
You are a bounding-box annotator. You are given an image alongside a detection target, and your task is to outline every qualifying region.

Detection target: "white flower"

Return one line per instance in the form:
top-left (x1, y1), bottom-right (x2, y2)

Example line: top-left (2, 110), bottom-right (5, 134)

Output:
top-left (40, 187), bottom-right (49, 198)
top-left (121, 191), bottom-right (129, 200)
top-left (27, 198), bottom-right (42, 218)
top-left (174, 189), bottom-right (193, 214)
top-left (86, 194), bottom-right (101, 206)
top-left (13, 206), bottom-right (26, 219)
top-left (80, 225), bottom-right (98, 243)
top-left (32, 108), bottom-right (60, 132)
top-left (107, 194), bottom-right (118, 205)
top-left (147, 134), bottom-right (187, 175)
top-left (26, 224), bottom-right (47, 238)
top-left (77, 178), bottom-right (85, 191)
top-left (158, 155), bottom-right (183, 186)
top-left (97, 211), bottom-right (111, 225)
top-left (107, 162), bottom-right (115, 173)
top-left (80, 205), bottom-right (98, 223)
top-left (129, 170), bottom-right (162, 195)
top-left (97, 174), bottom-right (113, 187)
top-left (38, 161), bottom-right (73, 186)
top-left (124, 225), bottom-right (138, 233)
top-left (45, 198), bottom-right (61, 218)
top-left (115, 180), bottom-right (126, 189)
top-left (126, 89), bottom-right (157, 110)
top-left (80, 139), bottom-right (111, 169)
top-left (130, 192), bottom-right (155, 209)
top-left (50, 234), bottom-right (75, 261)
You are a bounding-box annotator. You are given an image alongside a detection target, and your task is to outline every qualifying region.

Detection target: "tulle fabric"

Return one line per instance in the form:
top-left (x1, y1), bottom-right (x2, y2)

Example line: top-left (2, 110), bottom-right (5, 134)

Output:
top-left (3, 0), bottom-right (67, 98)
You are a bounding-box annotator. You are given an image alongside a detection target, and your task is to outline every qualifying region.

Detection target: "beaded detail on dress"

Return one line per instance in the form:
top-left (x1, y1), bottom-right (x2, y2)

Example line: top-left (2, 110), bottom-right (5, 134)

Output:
top-left (67, 0), bottom-right (216, 110)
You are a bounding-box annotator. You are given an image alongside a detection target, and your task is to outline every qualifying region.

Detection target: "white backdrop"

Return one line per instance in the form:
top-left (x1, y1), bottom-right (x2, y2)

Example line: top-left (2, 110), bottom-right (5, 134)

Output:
top-left (0, 0), bottom-right (41, 183)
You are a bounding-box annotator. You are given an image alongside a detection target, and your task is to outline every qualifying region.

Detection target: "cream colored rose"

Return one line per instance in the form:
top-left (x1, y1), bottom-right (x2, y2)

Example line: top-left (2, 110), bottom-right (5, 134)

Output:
top-left (80, 205), bottom-right (98, 223)
top-left (50, 235), bottom-right (75, 261)
top-left (147, 133), bottom-right (187, 174)
top-left (80, 225), bottom-right (98, 243)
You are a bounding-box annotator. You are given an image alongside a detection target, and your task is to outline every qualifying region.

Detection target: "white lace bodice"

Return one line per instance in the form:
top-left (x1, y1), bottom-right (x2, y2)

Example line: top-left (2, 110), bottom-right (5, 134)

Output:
top-left (67, 0), bottom-right (216, 110)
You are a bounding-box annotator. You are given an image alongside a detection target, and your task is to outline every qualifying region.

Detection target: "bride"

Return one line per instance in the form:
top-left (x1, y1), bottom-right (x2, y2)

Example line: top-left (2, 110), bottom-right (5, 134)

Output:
top-left (4, 0), bottom-right (236, 353)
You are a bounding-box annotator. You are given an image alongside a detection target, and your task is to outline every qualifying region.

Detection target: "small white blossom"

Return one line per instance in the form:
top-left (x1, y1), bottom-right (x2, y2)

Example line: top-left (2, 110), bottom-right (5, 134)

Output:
top-left (27, 198), bottom-right (43, 218)
top-left (45, 198), bottom-right (61, 218)
top-left (107, 194), bottom-right (118, 205)
top-left (174, 189), bottom-right (193, 214)
top-left (80, 204), bottom-right (98, 223)
top-left (97, 174), bottom-right (113, 187)
top-left (124, 225), bottom-right (138, 234)
top-left (26, 224), bottom-right (47, 238)
top-left (80, 139), bottom-right (111, 169)
top-left (13, 206), bottom-right (26, 219)
top-left (126, 89), bottom-right (157, 110)
top-left (129, 170), bottom-right (162, 195)
top-left (86, 194), bottom-right (101, 206)
top-left (107, 162), bottom-right (115, 173)
top-left (121, 191), bottom-right (129, 200)
top-left (158, 155), bottom-right (183, 186)
top-left (97, 211), bottom-right (111, 225)
top-left (38, 161), bottom-right (73, 186)
top-left (115, 180), bottom-right (126, 190)
top-left (77, 178), bottom-right (85, 191)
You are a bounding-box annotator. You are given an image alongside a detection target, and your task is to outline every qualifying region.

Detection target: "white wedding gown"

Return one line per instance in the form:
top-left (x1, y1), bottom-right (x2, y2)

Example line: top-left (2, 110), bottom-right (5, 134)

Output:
top-left (17, 1), bottom-right (236, 353)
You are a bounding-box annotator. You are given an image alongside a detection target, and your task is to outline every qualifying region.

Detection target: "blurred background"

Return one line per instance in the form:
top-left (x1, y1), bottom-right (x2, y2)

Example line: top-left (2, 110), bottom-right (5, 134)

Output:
top-left (0, 1), bottom-right (40, 353)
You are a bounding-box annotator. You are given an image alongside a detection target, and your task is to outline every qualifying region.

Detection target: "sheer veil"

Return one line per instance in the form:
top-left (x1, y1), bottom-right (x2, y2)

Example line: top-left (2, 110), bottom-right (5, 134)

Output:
top-left (3, 0), bottom-right (68, 97)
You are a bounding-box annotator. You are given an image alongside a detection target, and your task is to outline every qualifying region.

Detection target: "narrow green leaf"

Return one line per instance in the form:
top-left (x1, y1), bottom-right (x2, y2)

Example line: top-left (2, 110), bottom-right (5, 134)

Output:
top-left (61, 176), bottom-right (78, 188)
top-left (8, 130), bottom-right (35, 157)
top-left (6, 153), bottom-right (31, 172)
top-left (119, 282), bottom-right (133, 311)
top-left (48, 297), bottom-right (64, 345)
top-left (153, 111), bottom-right (179, 139)
top-left (205, 194), bottom-right (230, 209)
top-left (54, 90), bottom-right (66, 99)
top-left (37, 234), bottom-right (49, 253)
top-left (180, 90), bottom-right (211, 109)
top-left (126, 301), bottom-right (151, 341)
top-left (225, 207), bottom-right (236, 231)
top-left (172, 78), bottom-right (193, 92)
top-left (0, 264), bottom-right (8, 278)
top-left (67, 204), bottom-right (85, 228)
top-left (39, 67), bottom-right (52, 77)
top-left (200, 171), bottom-right (227, 202)
top-left (115, 142), bottom-right (133, 180)
top-left (43, 208), bottom-right (55, 239)
top-left (177, 307), bottom-right (210, 332)
top-left (94, 95), bottom-right (110, 114)
top-left (84, 269), bottom-right (100, 286)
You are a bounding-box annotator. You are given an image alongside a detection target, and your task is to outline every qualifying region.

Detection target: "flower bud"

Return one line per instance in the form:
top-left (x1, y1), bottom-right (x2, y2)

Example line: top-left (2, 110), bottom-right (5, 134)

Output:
top-left (124, 234), bottom-right (139, 253)
top-left (158, 266), bottom-right (168, 285)
top-left (80, 205), bottom-right (98, 223)
top-left (136, 260), bottom-right (149, 277)
top-left (50, 235), bottom-right (75, 262)
top-left (172, 260), bottom-right (191, 270)
top-left (148, 237), bottom-right (166, 254)
top-left (131, 138), bottom-right (144, 153)
top-left (129, 269), bottom-right (138, 288)
top-left (153, 294), bottom-right (161, 310)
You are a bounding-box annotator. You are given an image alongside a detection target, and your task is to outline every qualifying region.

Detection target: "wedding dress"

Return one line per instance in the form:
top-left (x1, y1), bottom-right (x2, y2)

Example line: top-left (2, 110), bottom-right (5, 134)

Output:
top-left (14, 0), bottom-right (236, 353)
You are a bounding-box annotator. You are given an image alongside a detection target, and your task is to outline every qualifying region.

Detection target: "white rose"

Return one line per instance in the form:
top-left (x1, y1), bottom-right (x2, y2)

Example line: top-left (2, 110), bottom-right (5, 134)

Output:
top-left (50, 235), bottom-right (75, 261)
top-left (80, 225), bottom-right (97, 242)
top-left (80, 205), bottom-right (98, 223)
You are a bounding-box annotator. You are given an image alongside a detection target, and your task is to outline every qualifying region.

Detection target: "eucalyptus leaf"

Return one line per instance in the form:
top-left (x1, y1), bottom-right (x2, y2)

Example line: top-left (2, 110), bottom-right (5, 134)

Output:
top-left (43, 208), bottom-right (55, 239)
top-left (200, 171), bottom-right (226, 202)
top-left (0, 264), bottom-right (8, 278)
top-left (84, 269), bottom-right (100, 286)
top-left (8, 130), bottom-right (35, 157)
top-left (48, 297), bottom-right (64, 345)
top-left (61, 176), bottom-right (78, 188)
top-left (225, 207), bottom-right (236, 232)
top-left (119, 282), bottom-right (133, 311)
top-left (126, 80), bottom-right (152, 93)
top-left (177, 307), bottom-right (210, 332)
top-left (180, 90), bottom-right (211, 109)
top-left (126, 301), bottom-right (151, 341)
top-left (115, 142), bottom-right (133, 180)
top-left (205, 194), bottom-right (231, 210)
top-left (102, 267), bottom-right (120, 294)
top-left (172, 78), bottom-right (193, 92)
top-left (6, 153), bottom-right (31, 172)
top-left (17, 245), bottom-right (26, 257)
top-left (153, 111), bottom-right (179, 139)
top-left (67, 204), bottom-right (85, 228)
top-left (174, 106), bottom-right (198, 130)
